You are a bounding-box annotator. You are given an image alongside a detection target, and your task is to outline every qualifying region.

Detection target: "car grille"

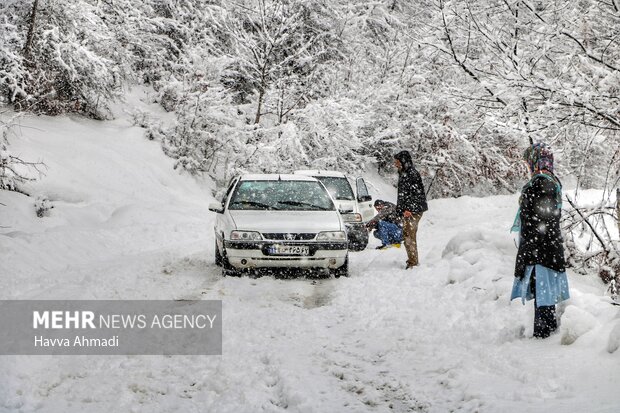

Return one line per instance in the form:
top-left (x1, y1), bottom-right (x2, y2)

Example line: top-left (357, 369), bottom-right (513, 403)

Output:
top-left (261, 233), bottom-right (316, 241)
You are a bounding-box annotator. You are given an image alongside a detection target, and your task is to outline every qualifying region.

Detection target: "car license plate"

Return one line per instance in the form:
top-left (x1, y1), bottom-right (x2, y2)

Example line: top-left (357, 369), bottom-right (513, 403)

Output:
top-left (269, 245), bottom-right (310, 255)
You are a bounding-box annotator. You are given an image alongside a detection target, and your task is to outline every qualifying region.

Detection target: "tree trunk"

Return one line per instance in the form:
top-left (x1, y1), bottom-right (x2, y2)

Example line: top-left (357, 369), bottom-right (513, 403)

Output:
top-left (254, 88), bottom-right (264, 124)
top-left (23, 0), bottom-right (40, 60)
top-left (616, 188), bottom-right (620, 235)
top-left (254, 63), bottom-right (268, 124)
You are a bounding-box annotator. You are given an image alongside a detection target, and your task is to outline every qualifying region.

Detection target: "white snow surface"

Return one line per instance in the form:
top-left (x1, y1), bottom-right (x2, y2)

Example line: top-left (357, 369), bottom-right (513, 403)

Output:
top-left (1, 109), bottom-right (619, 413)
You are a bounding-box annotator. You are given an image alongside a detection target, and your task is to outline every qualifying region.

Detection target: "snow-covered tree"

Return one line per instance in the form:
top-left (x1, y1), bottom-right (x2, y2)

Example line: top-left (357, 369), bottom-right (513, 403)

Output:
top-left (219, 0), bottom-right (343, 125)
top-left (1, 0), bottom-right (617, 199)
top-left (426, 0), bottom-right (620, 187)
top-left (1, 0), bottom-right (127, 118)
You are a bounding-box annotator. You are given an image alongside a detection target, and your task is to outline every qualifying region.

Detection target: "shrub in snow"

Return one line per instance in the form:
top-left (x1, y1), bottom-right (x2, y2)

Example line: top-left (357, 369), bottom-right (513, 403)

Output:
top-left (159, 86), bottom-right (239, 178)
top-left (562, 193), bottom-right (620, 287)
top-left (608, 279), bottom-right (618, 302)
top-left (128, 108), bottom-right (152, 130)
top-left (0, 114), bottom-right (44, 192)
top-left (0, 148), bottom-right (22, 191)
top-left (34, 196), bottom-right (52, 217)
top-left (0, 0), bottom-right (126, 118)
top-left (0, 149), bottom-right (16, 191)
top-left (159, 92), bottom-right (374, 184)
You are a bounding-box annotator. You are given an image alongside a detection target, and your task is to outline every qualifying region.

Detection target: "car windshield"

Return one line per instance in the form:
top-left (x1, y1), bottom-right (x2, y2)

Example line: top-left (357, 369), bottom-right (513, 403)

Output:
top-left (229, 180), bottom-right (335, 211)
top-left (315, 176), bottom-right (354, 201)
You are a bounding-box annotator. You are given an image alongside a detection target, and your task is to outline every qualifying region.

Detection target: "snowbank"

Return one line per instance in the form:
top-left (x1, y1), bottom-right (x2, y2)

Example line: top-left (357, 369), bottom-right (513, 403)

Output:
top-left (0, 113), bottom-right (214, 300)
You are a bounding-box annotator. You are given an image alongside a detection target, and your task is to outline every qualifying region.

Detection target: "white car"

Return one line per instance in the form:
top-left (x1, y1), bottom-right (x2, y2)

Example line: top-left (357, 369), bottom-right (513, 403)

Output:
top-left (294, 170), bottom-right (374, 251)
top-left (208, 174), bottom-right (349, 277)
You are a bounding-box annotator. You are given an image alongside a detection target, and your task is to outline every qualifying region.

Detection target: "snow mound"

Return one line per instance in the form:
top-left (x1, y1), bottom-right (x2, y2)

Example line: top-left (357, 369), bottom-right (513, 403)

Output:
top-left (608, 319), bottom-right (620, 354)
top-left (441, 230), bottom-right (512, 261)
top-left (560, 305), bottom-right (599, 345)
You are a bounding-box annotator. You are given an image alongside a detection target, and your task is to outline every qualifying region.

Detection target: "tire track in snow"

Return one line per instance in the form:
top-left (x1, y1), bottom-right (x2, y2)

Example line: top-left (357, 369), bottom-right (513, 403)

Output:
top-left (319, 343), bottom-right (429, 412)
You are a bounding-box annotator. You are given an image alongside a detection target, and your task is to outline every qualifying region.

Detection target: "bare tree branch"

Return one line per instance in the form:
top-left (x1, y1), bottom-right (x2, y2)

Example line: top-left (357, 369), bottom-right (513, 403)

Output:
top-left (439, 0), bottom-right (507, 106)
top-left (561, 31), bottom-right (620, 73)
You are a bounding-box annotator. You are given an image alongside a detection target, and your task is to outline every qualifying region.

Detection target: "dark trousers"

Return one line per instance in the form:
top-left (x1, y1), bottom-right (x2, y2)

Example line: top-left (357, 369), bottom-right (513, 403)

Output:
top-left (372, 220), bottom-right (403, 246)
top-left (530, 268), bottom-right (558, 338)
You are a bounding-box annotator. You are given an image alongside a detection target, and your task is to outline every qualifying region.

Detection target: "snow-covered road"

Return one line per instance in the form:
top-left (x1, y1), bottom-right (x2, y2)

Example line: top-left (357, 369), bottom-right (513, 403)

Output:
top-left (1, 113), bottom-right (619, 412)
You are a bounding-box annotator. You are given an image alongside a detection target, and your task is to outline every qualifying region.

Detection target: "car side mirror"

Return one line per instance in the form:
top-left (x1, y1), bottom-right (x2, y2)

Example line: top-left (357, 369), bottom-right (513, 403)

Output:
top-left (208, 202), bottom-right (224, 214)
top-left (338, 207), bottom-right (354, 214)
top-left (358, 195), bottom-right (372, 203)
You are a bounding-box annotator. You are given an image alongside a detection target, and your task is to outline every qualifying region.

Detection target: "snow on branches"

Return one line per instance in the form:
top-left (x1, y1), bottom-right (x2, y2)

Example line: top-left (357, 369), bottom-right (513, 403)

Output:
top-left (563, 192), bottom-right (620, 293)
top-left (0, 0), bottom-right (618, 198)
top-left (0, 112), bottom-right (45, 192)
top-left (1, 0), bottom-right (124, 118)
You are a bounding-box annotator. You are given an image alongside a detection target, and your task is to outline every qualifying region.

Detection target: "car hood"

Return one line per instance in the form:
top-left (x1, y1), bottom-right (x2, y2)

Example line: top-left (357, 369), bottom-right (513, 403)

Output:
top-left (229, 210), bottom-right (343, 233)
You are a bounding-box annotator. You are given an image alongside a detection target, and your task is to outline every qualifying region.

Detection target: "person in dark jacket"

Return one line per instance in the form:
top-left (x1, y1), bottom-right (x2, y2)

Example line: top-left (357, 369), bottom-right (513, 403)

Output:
top-left (510, 142), bottom-right (570, 338)
top-left (366, 200), bottom-right (403, 249)
top-left (394, 150), bottom-right (428, 268)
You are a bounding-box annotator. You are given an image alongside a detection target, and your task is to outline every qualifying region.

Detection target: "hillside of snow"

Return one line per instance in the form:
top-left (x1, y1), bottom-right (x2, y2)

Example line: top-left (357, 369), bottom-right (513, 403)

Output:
top-left (1, 108), bottom-right (619, 412)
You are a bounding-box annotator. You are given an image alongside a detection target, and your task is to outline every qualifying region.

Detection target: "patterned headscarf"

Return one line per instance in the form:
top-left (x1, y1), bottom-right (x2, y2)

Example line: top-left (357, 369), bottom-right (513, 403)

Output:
top-left (523, 142), bottom-right (554, 174)
top-left (512, 142), bottom-right (562, 233)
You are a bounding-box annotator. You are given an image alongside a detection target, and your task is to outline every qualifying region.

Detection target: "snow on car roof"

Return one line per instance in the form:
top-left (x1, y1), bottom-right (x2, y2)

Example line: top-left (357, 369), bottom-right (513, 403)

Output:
top-left (239, 173), bottom-right (318, 181)
top-left (294, 170), bottom-right (346, 178)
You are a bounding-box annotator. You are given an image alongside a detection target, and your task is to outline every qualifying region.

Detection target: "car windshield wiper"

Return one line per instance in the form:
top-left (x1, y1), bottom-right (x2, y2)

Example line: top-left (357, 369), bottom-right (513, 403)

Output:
top-left (230, 200), bottom-right (277, 210)
top-left (276, 200), bottom-right (331, 211)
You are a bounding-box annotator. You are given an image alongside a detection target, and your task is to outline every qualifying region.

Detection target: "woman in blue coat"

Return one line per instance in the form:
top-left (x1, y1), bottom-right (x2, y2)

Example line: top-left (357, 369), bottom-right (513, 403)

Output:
top-left (511, 143), bottom-right (570, 338)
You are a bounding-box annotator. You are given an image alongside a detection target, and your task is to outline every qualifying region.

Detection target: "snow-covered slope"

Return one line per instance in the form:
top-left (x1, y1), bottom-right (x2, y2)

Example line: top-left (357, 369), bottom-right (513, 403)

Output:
top-left (1, 111), bottom-right (619, 412)
top-left (1, 111), bottom-right (214, 300)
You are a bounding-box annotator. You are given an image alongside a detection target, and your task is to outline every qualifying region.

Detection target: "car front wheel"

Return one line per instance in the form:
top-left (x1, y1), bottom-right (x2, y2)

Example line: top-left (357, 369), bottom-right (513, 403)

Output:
top-left (221, 249), bottom-right (241, 277)
top-left (215, 242), bottom-right (223, 267)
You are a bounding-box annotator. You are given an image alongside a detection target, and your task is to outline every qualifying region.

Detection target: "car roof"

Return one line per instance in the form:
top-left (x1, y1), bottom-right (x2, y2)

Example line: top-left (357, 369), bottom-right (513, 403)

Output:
top-left (239, 173), bottom-right (318, 182)
top-left (294, 170), bottom-right (346, 178)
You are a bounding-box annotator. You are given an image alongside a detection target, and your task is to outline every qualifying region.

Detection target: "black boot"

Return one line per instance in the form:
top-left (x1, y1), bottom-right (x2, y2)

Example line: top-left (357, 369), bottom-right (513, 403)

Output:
top-left (530, 268), bottom-right (558, 339)
top-left (534, 305), bottom-right (557, 338)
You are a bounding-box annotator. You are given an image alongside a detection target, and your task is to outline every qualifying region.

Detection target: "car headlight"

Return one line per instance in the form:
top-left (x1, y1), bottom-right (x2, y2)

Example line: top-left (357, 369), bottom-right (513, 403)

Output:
top-left (342, 213), bottom-right (362, 223)
top-left (230, 230), bottom-right (262, 241)
top-left (316, 231), bottom-right (347, 241)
